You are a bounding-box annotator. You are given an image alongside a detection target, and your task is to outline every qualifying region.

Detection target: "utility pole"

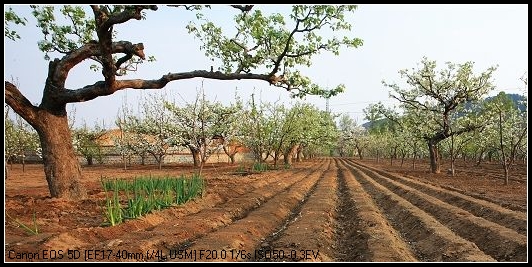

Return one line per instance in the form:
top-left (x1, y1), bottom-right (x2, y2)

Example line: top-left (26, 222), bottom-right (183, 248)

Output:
top-left (323, 85), bottom-right (334, 157)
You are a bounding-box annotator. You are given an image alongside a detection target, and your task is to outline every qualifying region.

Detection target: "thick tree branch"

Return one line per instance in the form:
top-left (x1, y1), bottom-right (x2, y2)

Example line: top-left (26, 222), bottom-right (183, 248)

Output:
top-left (52, 41), bottom-right (146, 86)
top-left (230, 5), bottom-right (254, 12)
top-left (100, 5), bottom-right (158, 30)
top-left (91, 5), bottom-right (157, 89)
top-left (5, 82), bottom-right (40, 127)
top-left (428, 123), bottom-right (480, 143)
top-left (59, 71), bottom-right (278, 103)
top-left (114, 43), bottom-right (146, 71)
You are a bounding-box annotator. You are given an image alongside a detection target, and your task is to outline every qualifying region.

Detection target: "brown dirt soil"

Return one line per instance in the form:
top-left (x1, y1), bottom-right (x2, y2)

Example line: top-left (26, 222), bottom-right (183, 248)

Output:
top-left (355, 158), bottom-right (527, 212)
top-left (4, 158), bottom-right (527, 262)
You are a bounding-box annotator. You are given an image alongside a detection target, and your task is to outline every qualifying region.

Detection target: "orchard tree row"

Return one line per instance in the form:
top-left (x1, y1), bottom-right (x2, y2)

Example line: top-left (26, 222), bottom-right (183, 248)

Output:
top-left (5, 89), bottom-right (338, 173)
top-left (337, 59), bottom-right (527, 185)
top-left (111, 90), bottom-right (338, 171)
top-left (5, 106), bottom-right (41, 174)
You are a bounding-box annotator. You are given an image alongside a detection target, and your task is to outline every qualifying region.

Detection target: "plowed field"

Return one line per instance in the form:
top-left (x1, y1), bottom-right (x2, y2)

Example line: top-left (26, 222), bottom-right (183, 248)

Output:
top-left (4, 158), bottom-right (527, 262)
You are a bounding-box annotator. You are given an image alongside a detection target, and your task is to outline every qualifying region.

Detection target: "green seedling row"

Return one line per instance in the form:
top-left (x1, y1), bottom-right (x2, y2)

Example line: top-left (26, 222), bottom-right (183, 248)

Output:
top-left (100, 174), bottom-right (204, 226)
top-left (252, 162), bottom-right (270, 172)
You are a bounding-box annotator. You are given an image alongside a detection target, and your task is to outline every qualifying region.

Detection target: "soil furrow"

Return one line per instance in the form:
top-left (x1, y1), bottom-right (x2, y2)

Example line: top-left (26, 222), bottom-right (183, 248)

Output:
top-left (110, 162), bottom-right (328, 260)
top-left (252, 159), bottom-right (337, 262)
top-left (336, 160), bottom-right (417, 262)
top-left (340, 159), bottom-right (495, 262)
top-left (348, 159), bottom-right (527, 235)
top-left (32, 163), bottom-right (319, 262)
top-left (5, 157), bottom-right (525, 263)
top-left (166, 159), bottom-right (330, 262)
top-left (348, 161), bottom-right (527, 262)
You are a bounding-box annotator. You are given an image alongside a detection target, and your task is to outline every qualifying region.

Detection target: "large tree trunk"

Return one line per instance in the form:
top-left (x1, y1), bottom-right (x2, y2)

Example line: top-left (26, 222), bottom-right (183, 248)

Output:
top-left (283, 151), bottom-right (292, 166)
top-left (37, 111), bottom-right (87, 200)
top-left (157, 155), bottom-right (163, 170)
top-left (122, 154), bottom-right (127, 170)
top-left (428, 141), bottom-right (441, 174)
top-left (400, 149), bottom-right (406, 167)
top-left (450, 160), bottom-right (456, 177)
top-left (449, 135), bottom-right (455, 176)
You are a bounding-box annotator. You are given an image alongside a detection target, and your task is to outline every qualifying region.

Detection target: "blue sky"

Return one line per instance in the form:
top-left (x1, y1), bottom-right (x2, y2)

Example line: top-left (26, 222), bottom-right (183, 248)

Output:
top-left (4, 4), bottom-right (528, 128)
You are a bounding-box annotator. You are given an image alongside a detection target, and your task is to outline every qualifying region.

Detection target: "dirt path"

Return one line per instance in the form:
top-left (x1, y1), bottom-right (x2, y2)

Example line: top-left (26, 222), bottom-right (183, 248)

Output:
top-left (4, 158), bottom-right (527, 262)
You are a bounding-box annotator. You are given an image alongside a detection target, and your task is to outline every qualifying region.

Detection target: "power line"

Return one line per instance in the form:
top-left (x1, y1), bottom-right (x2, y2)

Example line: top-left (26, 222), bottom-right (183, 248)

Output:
top-left (328, 99), bottom-right (396, 106)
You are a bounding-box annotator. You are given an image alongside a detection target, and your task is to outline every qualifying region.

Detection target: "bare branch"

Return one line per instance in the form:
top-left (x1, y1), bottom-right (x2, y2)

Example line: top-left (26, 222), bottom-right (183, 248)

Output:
top-left (59, 71), bottom-right (278, 103)
top-left (4, 82), bottom-right (39, 127)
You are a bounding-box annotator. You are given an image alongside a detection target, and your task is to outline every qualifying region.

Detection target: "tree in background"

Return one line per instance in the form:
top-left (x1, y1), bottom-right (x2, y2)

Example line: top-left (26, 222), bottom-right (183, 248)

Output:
top-left (483, 92), bottom-right (527, 185)
top-left (5, 106), bottom-right (41, 175)
top-left (283, 103), bottom-right (338, 164)
top-left (382, 57), bottom-right (496, 173)
top-left (239, 94), bottom-right (274, 163)
top-left (220, 94), bottom-right (246, 164)
top-left (336, 114), bottom-right (356, 157)
top-left (72, 121), bottom-right (106, 166)
top-left (117, 93), bottom-right (176, 170)
top-left (5, 5), bottom-right (362, 199)
top-left (165, 90), bottom-right (237, 169)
